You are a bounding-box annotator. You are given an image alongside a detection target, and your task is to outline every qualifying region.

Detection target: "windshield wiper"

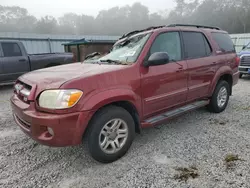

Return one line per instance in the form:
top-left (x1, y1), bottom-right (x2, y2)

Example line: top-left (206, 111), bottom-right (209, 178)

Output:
top-left (100, 59), bottom-right (130, 65)
top-left (84, 52), bottom-right (101, 60)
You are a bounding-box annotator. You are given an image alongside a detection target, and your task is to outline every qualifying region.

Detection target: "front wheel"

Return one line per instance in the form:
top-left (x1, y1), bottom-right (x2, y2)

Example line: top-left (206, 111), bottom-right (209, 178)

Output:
top-left (239, 73), bottom-right (243, 79)
top-left (207, 80), bottom-right (230, 113)
top-left (84, 106), bottom-right (135, 163)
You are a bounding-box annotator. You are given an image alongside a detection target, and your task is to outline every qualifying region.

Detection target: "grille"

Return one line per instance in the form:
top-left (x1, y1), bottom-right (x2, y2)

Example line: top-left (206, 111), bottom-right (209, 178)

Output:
top-left (240, 56), bottom-right (250, 67)
top-left (15, 114), bottom-right (31, 130)
top-left (14, 81), bottom-right (32, 103)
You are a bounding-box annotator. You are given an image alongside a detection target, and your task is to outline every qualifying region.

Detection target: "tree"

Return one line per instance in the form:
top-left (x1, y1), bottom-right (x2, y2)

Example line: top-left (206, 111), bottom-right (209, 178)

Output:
top-left (0, 5), bottom-right (37, 32)
top-left (0, 1), bottom-right (249, 35)
top-left (35, 16), bottom-right (58, 34)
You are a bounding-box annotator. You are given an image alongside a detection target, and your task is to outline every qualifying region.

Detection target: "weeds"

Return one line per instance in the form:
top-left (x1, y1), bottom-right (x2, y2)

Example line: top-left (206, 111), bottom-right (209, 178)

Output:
top-left (174, 166), bottom-right (199, 182)
top-left (224, 154), bottom-right (244, 170)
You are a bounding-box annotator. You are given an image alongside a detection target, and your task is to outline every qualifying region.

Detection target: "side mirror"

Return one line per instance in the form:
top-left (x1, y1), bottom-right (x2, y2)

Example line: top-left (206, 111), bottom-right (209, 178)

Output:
top-left (144, 52), bottom-right (170, 67)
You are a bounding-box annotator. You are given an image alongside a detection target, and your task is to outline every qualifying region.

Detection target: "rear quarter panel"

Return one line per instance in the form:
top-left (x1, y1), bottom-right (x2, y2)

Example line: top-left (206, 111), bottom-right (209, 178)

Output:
top-left (200, 30), bottom-right (238, 96)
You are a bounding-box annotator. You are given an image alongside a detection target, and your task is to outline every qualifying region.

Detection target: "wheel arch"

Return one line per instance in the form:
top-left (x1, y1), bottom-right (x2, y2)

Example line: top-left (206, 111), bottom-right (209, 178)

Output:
top-left (87, 101), bottom-right (141, 135)
top-left (217, 74), bottom-right (233, 95)
top-left (209, 67), bottom-right (233, 96)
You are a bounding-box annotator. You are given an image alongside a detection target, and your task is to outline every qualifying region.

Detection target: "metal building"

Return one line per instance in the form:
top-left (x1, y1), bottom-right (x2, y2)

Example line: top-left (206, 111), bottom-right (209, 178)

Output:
top-left (63, 38), bottom-right (116, 62)
top-left (0, 32), bottom-right (120, 54)
top-left (230, 33), bottom-right (250, 52)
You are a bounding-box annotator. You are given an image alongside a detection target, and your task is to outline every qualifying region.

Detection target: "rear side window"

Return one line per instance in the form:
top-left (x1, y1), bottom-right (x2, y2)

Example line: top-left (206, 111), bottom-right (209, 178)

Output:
top-left (2, 42), bottom-right (22, 57)
top-left (182, 32), bottom-right (212, 59)
top-left (211, 32), bottom-right (235, 52)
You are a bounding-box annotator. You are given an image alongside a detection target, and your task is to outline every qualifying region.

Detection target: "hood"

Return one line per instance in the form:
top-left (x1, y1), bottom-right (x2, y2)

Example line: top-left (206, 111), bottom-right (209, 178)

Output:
top-left (237, 51), bottom-right (250, 56)
top-left (19, 62), bottom-right (127, 90)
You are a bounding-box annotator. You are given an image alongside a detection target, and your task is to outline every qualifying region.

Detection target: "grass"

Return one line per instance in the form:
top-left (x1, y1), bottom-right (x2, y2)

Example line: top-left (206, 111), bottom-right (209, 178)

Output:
top-left (224, 154), bottom-right (244, 169)
top-left (174, 166), bottom-right (199, 182)
top-left (224, 154), bottom-right (241, 163)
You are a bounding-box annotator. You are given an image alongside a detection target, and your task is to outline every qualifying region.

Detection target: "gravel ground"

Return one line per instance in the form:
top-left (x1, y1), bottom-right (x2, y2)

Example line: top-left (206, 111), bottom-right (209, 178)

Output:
top-left (0, 77), bottom-right (250, 188)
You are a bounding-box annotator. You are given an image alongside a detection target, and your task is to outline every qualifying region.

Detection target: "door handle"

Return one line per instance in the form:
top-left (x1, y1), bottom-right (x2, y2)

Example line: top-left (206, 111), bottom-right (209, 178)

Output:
top-left (19, 59), bottom-right (26, 62)
top-left (176, 67), bottom-right (183, 72)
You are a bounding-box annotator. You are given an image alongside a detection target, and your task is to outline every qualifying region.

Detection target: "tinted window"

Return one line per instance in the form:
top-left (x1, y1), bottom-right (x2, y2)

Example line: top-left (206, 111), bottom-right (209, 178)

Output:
top-left (0, 46), bottom-right (3, 57)
top-left (150, 32), bottom-right (182, 61)
top-left (211, 32), bottom-right (235, 52)
top-left (182, 32), bottom-right (211, 59)
top-left (2, 43), bottom-right (22, 57)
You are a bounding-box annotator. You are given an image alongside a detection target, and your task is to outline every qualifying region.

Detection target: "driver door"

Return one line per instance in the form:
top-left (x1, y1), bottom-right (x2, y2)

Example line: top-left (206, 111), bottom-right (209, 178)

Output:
top-left (140, 31), bottom-right (188, 117)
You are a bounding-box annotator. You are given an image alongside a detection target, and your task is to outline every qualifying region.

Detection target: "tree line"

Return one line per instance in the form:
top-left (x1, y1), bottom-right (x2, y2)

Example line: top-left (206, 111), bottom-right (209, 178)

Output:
top-left (0, 0), bottom-right (249, 36)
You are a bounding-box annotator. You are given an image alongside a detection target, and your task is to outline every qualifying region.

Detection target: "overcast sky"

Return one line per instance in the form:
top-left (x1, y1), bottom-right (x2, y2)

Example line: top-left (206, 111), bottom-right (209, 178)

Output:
top-left (1, 0), bottom-right (175, 18)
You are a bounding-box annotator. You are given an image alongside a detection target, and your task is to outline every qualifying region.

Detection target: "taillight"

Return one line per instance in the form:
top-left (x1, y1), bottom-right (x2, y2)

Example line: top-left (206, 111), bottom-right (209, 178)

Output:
top-left (235, 56), bottom-right (240, 67)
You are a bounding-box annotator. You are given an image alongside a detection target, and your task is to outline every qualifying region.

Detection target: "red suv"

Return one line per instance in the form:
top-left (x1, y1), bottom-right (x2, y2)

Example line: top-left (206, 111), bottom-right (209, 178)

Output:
top-left (11, 24), bottom-right (240, 163)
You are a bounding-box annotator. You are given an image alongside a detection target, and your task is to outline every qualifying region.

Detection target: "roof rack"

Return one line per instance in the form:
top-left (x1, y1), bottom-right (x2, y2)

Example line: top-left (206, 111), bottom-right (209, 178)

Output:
top-left (118, 25), bottom-right (165, 40)
top-left (118, 23), bottom-right (221, 41)
top-left (167, 24), bottom-right (221, 30)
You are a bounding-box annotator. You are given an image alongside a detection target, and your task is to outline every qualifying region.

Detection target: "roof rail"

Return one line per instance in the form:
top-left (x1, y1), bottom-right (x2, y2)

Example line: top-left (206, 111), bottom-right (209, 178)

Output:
top-left (167, 24), bottom-right (221, 30)
top-left (119, 25), bottom-right (165, 40)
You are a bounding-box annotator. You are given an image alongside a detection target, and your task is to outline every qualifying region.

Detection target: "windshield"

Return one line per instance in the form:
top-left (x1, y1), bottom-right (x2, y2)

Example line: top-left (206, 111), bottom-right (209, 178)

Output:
top-left (83, 33), bottom-right (151, 64)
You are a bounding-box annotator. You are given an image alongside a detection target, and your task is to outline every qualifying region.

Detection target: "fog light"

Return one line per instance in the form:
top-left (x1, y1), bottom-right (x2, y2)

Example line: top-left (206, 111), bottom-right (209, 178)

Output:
top-left (47, 127), bottom-right (54, 136)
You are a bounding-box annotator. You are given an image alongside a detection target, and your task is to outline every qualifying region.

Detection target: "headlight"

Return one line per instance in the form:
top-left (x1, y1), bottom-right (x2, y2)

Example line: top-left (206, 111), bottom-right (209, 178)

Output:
top-left (38, 89), bottom-right (83, 109)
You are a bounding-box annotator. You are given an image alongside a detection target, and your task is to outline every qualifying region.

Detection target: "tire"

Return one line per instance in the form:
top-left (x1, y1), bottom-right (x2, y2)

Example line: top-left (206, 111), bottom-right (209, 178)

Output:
top-left (239, 73), bottom-right (243, 79)
top-left (84, 105), bottom-right (135, 163)
top-left (207, 80), bottom-right (230, 113)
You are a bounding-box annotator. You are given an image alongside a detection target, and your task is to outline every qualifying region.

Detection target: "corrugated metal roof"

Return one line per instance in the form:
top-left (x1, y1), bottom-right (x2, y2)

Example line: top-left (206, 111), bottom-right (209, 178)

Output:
top-left (63, 38), bottom-right (117, 46)
top-left (0, 32), bottom-right (120, 40)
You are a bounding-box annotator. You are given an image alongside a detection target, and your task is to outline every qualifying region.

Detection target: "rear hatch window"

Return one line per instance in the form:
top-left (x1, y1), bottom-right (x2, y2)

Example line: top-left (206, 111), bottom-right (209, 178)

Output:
top-left (211, 32), bottom-right (235, 53)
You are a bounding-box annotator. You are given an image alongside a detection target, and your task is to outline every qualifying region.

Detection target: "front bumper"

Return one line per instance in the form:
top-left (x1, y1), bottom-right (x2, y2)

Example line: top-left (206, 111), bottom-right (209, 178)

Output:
top-left (11, 94), bottom-right (94, 147)
top-left (239, 66), bottom-right (250, 74)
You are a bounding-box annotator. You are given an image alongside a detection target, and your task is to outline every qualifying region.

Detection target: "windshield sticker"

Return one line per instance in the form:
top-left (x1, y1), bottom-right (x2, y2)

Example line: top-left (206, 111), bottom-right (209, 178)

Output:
top-left (119, 51), bottom-right (136, 57)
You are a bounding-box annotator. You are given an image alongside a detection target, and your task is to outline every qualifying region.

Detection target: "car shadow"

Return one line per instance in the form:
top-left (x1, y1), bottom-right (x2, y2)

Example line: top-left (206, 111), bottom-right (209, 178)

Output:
top-left (0, 85), bottom-right (13, 91)
top-left (241, 75), bottom-right (250, 80)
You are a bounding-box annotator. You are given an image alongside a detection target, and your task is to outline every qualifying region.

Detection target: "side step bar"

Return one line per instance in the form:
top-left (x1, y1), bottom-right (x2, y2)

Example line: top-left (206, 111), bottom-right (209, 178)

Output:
top-left (141, 100), bottom-right (209, 127)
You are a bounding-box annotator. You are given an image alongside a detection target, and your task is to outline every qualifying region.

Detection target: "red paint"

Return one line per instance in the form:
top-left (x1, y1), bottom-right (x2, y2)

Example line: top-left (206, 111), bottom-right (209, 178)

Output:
top-left (11, 26), bottom-right (239, 147)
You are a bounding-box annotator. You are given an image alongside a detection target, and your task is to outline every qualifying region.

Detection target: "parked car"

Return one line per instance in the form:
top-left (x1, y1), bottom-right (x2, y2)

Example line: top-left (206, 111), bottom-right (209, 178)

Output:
top-left (237, 42), bottom-right (250, 78)
top-left (0, 40), bottom-right (75, 85)
top-left (11, 24), bottom-right (240, 163)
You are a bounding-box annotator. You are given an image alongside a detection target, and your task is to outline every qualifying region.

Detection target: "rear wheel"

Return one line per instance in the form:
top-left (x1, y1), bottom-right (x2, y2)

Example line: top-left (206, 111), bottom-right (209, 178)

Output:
top-left (207, 80), bottom-right (230, 113)
top-left (84, 106), bottom-right (135, 163)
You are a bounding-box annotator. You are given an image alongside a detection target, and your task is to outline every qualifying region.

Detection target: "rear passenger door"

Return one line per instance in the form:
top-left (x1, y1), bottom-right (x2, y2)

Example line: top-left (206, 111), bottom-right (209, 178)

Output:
top-left (182, 31), bottom-right (218, 102)
top-left (0, 42), bottom-right (29, 83)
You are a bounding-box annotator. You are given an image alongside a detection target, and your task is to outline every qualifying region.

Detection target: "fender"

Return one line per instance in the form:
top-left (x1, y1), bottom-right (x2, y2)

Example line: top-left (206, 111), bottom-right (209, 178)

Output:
top-left (208, 65), bottom-right (233, 96)
top-left (81, 88), bottom-right (142, 116)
